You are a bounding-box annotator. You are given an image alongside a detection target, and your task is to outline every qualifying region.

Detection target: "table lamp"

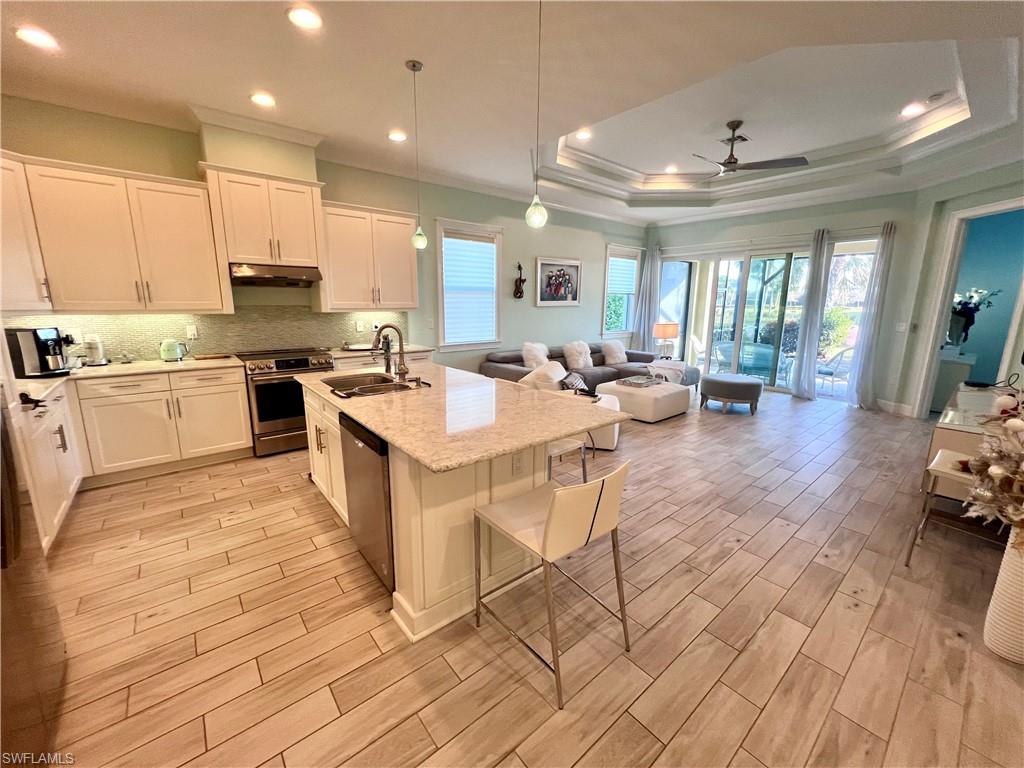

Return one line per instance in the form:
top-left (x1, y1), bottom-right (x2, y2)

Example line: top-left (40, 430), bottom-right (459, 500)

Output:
top-left (652, 322), bottom-right (680, 358)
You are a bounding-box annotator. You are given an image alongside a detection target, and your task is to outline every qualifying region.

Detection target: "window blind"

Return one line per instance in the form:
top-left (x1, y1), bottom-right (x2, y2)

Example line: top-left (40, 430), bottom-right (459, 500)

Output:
top-left (441, 233), bottom-right (498, 345)
top-left (607, 256), bottom-right (638, 294)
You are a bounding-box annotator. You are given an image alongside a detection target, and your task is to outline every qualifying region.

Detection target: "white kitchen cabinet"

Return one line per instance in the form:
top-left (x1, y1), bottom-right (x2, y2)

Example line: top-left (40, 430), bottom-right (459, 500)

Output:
top-left (80, 390), bottom-right (180, 474)
top-left (126, 179), bottom-right (224, 311)
top-left (25, 165), bottom-right (144, 311)
top-left (269, 180), bottom-right (319, 267)
top-left (1, 157), bottom-right (51, 311)
top-left (211, 168), bottom-right (321, 267)
top-left (304, 401), bottom-right (331, 497)
top-left (321, 207), bottom-right (375, 308)
top-left (317, 205), bottom-right (418, 311)
top-left (323, 416), bottom-right (348, 523)
top-left (372, 214), bottom-right (419, 308)
top-left (173, 382), bottom-right (252, 458)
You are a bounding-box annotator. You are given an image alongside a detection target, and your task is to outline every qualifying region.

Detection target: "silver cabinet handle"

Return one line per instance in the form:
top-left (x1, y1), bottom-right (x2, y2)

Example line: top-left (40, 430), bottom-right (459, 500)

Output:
top-left (41, 278), bottom-right (51, 302)
top-left (314, 425), bottom-right (324, 453)
top-left (135, 280), bottom-right (143, 303)
top-left (176, 397), bottom-right (182, 418)
top-left (53, 424), bottom-right (68, 453)
top-left (145, 281), bottom-right (153, 303)
top-left (195, 375), bottom-right (224, 382)
top-left (269, 237), bottom-right (275, 261)
top-left (276, 239), bottom-right (282, 261)
top-left (165, 398), bottom-right (172, 419)
top-left (110, 382), bottom-right (142, 389)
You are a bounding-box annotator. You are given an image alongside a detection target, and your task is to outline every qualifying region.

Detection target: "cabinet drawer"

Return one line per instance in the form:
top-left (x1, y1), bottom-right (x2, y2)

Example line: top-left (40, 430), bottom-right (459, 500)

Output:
top-left (170, 367), bottom-right (245, 390)
top-left (76, 374), bottom-right (170, 399)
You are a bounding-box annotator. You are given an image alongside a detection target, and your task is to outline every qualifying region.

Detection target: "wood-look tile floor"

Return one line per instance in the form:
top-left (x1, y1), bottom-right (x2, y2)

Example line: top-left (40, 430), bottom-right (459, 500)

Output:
top-left (33, 392), bottom-right (1024, 767)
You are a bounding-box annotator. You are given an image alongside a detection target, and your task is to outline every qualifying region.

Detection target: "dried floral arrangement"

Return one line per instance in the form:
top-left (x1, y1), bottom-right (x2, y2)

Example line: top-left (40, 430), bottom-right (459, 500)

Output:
top-left (965, 388), bottom-right (1024, 549)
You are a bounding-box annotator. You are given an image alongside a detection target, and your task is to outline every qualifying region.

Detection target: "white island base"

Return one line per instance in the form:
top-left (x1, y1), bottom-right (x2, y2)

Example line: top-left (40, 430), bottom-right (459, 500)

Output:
top-left (389, 444), bottom-right (546, 640)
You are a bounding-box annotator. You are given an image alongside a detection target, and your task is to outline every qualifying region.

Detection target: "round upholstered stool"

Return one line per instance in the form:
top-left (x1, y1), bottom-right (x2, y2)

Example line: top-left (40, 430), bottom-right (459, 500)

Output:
top-left (699, 373), bottom-right (764, 415)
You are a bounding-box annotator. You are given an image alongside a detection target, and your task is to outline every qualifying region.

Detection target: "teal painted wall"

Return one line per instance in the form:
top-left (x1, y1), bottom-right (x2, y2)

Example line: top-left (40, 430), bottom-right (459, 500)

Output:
top-left (954, 208), bottom-right (1024, 382)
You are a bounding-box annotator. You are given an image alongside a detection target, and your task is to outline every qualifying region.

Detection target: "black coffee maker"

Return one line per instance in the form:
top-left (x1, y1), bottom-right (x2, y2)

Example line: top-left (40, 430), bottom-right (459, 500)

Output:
top-left (4, 328), bottom-right (75, 378)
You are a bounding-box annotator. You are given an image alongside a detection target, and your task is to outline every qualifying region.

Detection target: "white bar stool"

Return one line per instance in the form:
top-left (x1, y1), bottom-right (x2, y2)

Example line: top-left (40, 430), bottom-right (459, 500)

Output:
top-left (905, 448), bottom-right (974, 566)
top-left (473, 461), bottom-right (631, 709)
top-left (546, 438), bottom-right (588, 483)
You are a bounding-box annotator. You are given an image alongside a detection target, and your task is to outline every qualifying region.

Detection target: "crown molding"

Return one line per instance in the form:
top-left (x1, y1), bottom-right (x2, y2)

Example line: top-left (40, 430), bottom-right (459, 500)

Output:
top-left (188, 104), bottom-right (325, 147)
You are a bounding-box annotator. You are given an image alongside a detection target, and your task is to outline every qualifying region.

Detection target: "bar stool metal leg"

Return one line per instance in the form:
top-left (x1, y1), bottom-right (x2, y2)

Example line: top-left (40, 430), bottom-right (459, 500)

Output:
top-left (473, 515), bottom-right (482, 627)
top-left (610, 528), bottom-right (630, 651)
top-left (547, 455), bottom-right (553, 482)
top-left (580, 447), bottom-right (588, 483)
top-left (905, 474), bottom-right (935, 567)
top-left (542, 560), bottom-right (564, 709)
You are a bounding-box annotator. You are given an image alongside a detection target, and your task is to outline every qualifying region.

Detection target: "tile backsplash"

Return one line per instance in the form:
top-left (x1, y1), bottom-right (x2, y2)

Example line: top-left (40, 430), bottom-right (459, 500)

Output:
top-left (2, 306), bottom-right (409, 361)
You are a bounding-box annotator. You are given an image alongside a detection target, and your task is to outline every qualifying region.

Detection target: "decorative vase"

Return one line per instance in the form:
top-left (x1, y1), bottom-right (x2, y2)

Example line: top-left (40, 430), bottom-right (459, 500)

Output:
top-left (984, 526), bottom-right (1024, 665)
top-left (948, 313), bottom-right (967, 346)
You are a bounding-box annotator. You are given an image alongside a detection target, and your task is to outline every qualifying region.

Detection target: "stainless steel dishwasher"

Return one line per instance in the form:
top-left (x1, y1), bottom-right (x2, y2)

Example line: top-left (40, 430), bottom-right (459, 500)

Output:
top-left (338, 412), bottom-right (395, 591)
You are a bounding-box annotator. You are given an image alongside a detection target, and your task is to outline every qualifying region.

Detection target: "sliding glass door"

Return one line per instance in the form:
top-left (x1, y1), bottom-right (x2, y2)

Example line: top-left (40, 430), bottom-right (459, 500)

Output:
top-left (657, 260), bottom-right (692, 359)
top-left (708, 259), bottom-right (745, 373)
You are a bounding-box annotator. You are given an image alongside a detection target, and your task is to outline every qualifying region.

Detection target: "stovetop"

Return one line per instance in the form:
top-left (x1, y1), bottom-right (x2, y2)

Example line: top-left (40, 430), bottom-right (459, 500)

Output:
top-left (235, 347), bottom-right (329, 360)
top-left (237, 348), bottom-right (333, 374)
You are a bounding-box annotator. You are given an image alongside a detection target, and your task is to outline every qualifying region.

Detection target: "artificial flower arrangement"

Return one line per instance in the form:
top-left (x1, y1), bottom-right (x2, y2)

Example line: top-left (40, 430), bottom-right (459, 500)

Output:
top-left (951, 287), bottom-right (1001, 342)
top-left (964, 389), bottom-right (1024, 547)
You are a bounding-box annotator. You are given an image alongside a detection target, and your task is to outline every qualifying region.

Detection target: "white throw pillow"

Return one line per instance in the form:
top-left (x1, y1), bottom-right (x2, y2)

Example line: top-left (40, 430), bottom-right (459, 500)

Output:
top-left (601, 340), bottom-right (628, 365)
top-left (563, 340), bottom-right (594, 370)
top-left (519, 360), bottom-right (567, 391)
top-left (521, 341), bottom-right (549, 370)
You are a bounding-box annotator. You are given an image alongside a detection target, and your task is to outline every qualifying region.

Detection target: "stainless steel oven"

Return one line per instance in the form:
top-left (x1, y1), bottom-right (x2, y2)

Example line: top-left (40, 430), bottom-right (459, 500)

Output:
top-left (238, 349), bottom-right (334, 456)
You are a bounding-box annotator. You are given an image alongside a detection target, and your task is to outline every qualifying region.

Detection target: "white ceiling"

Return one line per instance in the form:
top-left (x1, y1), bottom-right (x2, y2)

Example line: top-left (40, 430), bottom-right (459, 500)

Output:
top-left (567, 41), bottom-right (961, 175)
top-left (2, 2), bottom-right (1021, 224)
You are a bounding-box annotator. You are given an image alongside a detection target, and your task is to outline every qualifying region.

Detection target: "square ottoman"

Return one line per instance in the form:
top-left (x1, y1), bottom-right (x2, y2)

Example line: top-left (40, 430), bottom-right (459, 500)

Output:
top-left (595, 380), bottom-right (690, 423)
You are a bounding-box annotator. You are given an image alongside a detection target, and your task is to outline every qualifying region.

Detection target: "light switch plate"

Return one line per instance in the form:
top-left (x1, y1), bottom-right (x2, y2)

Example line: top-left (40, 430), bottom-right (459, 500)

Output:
top-left (185, 324), bottom-right (198, 340)
top-left (896, 322), bottom-right (908, 333)
top-left (356, 320), bottom-right (366, 332)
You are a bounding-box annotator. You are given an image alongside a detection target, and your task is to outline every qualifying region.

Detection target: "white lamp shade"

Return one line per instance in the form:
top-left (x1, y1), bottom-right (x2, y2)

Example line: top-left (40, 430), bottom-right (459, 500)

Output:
top-left (652, 322), bottom-right (680, 340)
top-left (525, 194), bottom-right (549, 229)
top-left (411, 226), bottom-right (428, 250)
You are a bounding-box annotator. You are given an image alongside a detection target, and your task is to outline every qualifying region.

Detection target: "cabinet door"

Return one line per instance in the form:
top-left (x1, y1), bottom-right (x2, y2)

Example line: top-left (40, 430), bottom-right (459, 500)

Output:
top-left (323, 418), bottom-right (348, 522)
top-left (47, 391), bottom-right (82, 503)
top-left (127, 179), bottom-right (224, 311)
top-left (1, 158), bottom-right (51, 311)
top-left (23, 415), bottom-right (61, 546)
top-left (268, 180), bottom-right (318, 266)
top-left (81, 392), bottom-right (180, 474)
top-left (322, 207), bottom-right (375, 309)
top-left (304, 405), bottom-right (330, 497)
top-left (218, 172), bottom-right (274, 264)
top-left (25, 165), bottom-right (144, 311)
top-left (173, 383), bottom-right (252, 458)
top-left (371, 214), bottom-right (419, 308)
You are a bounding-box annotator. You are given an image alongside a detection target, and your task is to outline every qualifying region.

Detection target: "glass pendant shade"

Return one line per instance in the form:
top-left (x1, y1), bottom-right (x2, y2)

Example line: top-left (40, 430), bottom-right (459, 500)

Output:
top-left (525, 194), bottom-right (548, 229)
top-left (411, 225), bottom-right (428, 250)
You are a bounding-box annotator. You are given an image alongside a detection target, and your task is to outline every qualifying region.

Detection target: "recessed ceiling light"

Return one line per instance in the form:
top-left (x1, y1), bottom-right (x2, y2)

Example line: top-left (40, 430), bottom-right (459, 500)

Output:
top-left (287, 5), bottom-right (322, 30)
top-left (575, 127), bottom-right (592, 141)
top-left (388, 129), bottom-right (408, 143)
top-left (250, 91), bottom-right (276, 108)
top-left (900, 101), bottom-right (926, 118)
top-left (664, 164), bottom-right (679, 174)
top-left (15, 25), bottom-right (59, 51)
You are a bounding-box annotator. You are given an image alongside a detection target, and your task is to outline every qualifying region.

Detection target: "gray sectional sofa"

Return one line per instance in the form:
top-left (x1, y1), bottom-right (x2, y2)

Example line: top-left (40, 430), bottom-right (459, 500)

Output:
top-left (479, 343), bottom-right (657, 391)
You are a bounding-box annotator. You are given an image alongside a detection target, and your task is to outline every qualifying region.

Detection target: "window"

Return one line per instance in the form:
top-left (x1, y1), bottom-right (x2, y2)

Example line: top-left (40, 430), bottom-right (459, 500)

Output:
top-left (603, 245), bottom-right (641, 335)
top-left (438, 222), bottom-right (501, 348)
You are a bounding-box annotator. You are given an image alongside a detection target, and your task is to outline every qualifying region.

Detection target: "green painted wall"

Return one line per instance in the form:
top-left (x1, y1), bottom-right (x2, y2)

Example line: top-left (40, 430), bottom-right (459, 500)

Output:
top-left (1, 95), bottom-right (202, 179)
top-left (201, 124), bottom-right (318, 181)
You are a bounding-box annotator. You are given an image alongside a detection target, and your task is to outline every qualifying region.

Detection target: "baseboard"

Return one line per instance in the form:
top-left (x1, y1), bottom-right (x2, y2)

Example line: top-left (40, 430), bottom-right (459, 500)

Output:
top-left (79, 447), bottom-right (254, 490)
top-left (877, 399), bottom-right (916, 417)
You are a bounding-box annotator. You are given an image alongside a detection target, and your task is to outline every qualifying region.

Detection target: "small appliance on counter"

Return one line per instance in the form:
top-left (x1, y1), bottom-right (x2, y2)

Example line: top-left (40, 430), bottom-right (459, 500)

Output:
top-left (159, 339), bottom-right (190, 362)
top-left (83, 334), bottom-right (109, 366)
top-left (4, 327), bottom-right (74, 378)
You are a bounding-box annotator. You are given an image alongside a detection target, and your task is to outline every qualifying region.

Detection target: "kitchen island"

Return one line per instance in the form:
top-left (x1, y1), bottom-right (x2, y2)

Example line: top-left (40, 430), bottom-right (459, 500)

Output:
top-left (294, 362), bottom-right (629, 640)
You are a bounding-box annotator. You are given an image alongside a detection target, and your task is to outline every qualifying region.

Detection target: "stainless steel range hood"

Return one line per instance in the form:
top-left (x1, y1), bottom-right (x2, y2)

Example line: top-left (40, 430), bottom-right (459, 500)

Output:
top-left (230, 263), bottom-right (323, 287)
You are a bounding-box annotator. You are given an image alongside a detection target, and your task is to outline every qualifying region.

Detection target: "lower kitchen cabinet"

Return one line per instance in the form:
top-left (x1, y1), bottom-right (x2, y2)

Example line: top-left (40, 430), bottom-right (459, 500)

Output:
top-left (304, 395), bottom-right (348, 523)
top-left (323, 418), bottom-right (347, 520)
top-left (305, 402), bottom-right (331, 497)
top-left (174, 383), bottom-right (251, 458)
top-left (80, 390), bottom-right (181, 474)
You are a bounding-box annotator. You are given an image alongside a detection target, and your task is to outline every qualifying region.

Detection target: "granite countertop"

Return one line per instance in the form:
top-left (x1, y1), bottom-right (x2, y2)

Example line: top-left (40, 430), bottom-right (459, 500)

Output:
top-left (68, 356), bottom-right (244, 379)
top-left (330, 344), bottom-right (434, 359)
top-left (295, 362), bottom-right (629, 473)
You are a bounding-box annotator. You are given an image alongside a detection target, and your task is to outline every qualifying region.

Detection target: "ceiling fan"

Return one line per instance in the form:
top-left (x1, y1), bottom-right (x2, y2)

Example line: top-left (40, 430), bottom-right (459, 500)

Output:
top-left (692, 120), bottom-right (809, 176)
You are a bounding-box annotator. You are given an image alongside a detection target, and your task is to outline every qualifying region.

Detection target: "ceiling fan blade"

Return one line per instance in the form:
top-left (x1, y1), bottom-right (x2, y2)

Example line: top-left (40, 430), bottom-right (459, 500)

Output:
top-left (732, 156), bottom-right (809, 171)
top-left (691, 154), bottom-right (726, 176)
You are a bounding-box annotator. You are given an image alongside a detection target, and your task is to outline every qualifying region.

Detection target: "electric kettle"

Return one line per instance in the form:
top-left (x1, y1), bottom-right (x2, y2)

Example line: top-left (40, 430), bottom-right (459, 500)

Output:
top-left (159, 339), bottom-right (189, 362)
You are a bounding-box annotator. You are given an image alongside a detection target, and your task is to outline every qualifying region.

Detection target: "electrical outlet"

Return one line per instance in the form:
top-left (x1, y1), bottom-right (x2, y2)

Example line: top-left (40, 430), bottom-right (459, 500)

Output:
top-left (511, 453), bottom-right (524, 477)
top-left (896, 322), bottom-right (908, 333)
top-left (66, 328), bottom-right (83, 344)
top-left (426, 318), bottom-right (435, 330)
top-left (372, 322), bottom-right (382, 331)
top-left (185, 324), bottom-right (198, 340)
top-left (356, 320), bottom-right (366, 332)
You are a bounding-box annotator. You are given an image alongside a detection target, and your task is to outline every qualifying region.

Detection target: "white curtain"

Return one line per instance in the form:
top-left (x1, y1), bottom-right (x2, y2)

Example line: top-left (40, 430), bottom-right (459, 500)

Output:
top-left (630, 246), bottom-right (661, 352)
top-left (791, 229), bottom-right (830, 400)
top-left (847, 221), bottom-right (896, 409)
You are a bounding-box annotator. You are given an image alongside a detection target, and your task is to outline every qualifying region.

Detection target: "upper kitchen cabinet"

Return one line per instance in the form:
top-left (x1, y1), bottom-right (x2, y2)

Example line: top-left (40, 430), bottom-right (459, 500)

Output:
top-left (206, 166), bottom-right (323, 268)
top-left (126, 179), bottom-right (225, 311)
top-left (316, 203), bottom-right (419, 311)
top-left (1, 157), bottom-right (51, 311)
top-left (25, 164), bottom-right (144, 311)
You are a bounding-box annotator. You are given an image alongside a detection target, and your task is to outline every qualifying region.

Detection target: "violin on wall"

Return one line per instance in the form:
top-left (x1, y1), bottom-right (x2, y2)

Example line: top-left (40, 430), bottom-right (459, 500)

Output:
top-left (513, 262), bottom-right (527, 300)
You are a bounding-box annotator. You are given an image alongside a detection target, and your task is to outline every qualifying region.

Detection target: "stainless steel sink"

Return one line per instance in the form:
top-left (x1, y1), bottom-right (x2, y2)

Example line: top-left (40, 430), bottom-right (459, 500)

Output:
top-left (323, 374), bottom-right (394, 390)
top-left (350, 382), bottom-right (413, 396)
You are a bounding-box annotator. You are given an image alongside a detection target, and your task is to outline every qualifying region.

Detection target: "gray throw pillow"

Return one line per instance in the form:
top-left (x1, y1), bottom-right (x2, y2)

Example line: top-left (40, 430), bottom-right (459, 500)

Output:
top-left (560, 372), bottom-right (587, 391)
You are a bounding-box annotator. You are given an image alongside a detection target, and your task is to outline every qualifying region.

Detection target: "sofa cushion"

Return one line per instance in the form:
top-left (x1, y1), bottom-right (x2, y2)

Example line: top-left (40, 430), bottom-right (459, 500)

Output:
top-left (602, 340), bottom-right (628, 365)
top-left (609, 362), bottom-right (653, 378)
top-left (577, 366), bottom-right (622, 390)
top-left (563, 340), bottom-right (593, 370)
top-left (486, 350), bottom-right (526, 364)
top-left (521, 341), bottom-right (549, 369)
top-left (520, 360), bottom-right (567, 391)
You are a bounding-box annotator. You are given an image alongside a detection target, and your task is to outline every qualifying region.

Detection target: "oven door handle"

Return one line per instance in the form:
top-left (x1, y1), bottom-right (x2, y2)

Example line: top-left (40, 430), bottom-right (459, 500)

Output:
top-left (248, 368), bottom-right (332, 384)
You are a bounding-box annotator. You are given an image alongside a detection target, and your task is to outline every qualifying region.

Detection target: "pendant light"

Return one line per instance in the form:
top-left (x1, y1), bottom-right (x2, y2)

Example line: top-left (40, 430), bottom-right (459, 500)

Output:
top-left (407, 59), bottom-right (429, 250)
top-left (525, 0), bottom-right (548, 229)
